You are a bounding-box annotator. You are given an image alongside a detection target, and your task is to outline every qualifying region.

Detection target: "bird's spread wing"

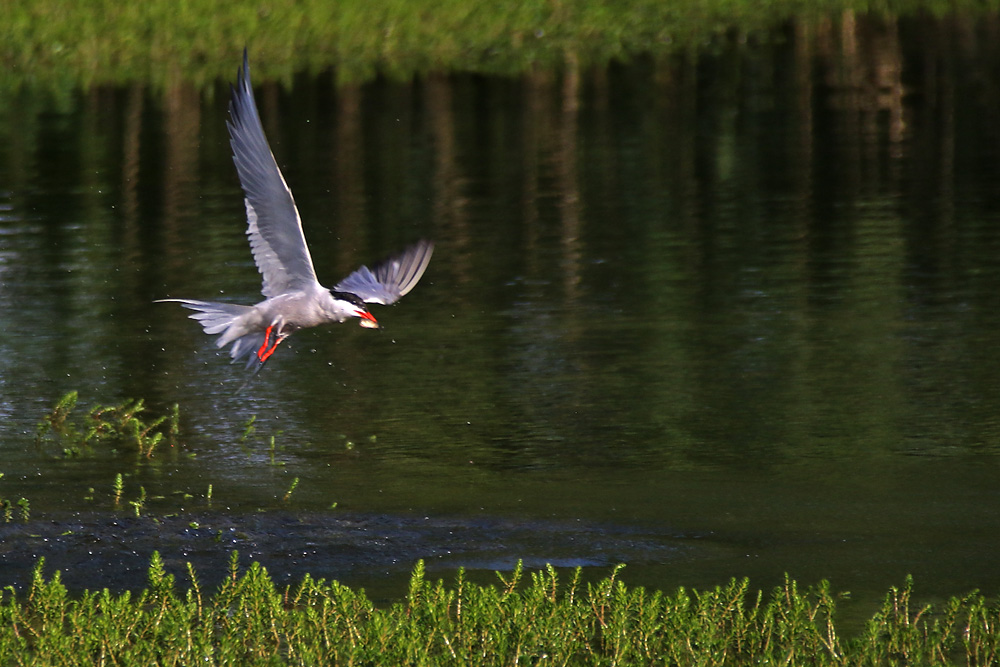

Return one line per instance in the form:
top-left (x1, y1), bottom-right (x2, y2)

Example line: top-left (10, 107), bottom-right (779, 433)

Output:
top-left (333, 240), bottom-right (434, 305)
top-left (228, 50), bottom-right (319, 298)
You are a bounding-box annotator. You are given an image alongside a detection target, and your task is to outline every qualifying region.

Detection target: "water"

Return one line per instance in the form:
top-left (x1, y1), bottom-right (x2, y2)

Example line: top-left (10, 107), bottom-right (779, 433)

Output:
top-left (2, 15), bottom-right (1000, 609)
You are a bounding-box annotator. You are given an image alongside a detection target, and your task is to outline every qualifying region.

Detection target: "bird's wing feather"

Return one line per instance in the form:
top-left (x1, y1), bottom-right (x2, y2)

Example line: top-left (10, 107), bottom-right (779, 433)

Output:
top-left (333, 240), bottom-right (434, 305)
top-left (228, 49), bottom-right (319, 298)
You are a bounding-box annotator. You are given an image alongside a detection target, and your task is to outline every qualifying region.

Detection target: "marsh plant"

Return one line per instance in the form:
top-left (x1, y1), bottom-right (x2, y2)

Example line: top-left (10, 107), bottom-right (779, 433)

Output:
top-left (7, 0), bottom-right (999, 92)
top-left (0, 474), bottom-right (29, 524)
top-left (35, 392), bottom-right (180, 459)
top-left (2, 556), bottom-right (1000, 665)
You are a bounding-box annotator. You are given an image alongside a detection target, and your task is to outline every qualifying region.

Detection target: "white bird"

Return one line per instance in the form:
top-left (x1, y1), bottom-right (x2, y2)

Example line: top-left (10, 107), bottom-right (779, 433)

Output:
top-left (160, 51), bottom-right (433, 378)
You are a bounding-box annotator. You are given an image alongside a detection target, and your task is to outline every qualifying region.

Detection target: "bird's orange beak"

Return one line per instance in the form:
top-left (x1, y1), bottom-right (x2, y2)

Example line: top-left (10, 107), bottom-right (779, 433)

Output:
top-left (357, 310), bottom-right (380, 329)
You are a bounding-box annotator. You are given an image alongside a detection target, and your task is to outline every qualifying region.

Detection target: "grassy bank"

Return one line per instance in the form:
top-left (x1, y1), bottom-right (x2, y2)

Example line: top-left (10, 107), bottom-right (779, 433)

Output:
top-left (1, 554), bottom-right (998, 665)
top-left (2, 0), bottom-right (996, 90)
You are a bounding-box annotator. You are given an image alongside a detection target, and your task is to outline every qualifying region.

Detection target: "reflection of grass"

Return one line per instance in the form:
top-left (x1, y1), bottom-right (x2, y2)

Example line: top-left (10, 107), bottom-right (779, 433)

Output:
top-left (3, 557), bottom-right (998, 664)
top-left (35, 392), bottom-right (180, 460)
top-left (3, 0), bottom-right (976, 90)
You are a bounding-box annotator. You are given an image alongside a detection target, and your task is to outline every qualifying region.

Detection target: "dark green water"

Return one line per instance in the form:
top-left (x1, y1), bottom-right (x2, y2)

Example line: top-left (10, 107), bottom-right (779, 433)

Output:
top-left (2, 15), bottom-right (1000, 609)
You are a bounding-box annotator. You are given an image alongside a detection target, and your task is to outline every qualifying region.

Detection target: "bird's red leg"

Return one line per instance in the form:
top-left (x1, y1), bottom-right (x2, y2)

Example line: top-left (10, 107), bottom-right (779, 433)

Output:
top-left (256, 324), bottom-right (286, 363)
top-left (259, 336), bottom-right (283, 362)
top-left (257, 325), bottom-right (275, 361)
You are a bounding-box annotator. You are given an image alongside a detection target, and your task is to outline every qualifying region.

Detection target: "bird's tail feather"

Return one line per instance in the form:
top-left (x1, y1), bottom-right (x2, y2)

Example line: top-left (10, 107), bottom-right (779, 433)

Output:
top-left (230, 331), bottom-right (269, 369)
top-left (157, 299), bottom-right (260, 366)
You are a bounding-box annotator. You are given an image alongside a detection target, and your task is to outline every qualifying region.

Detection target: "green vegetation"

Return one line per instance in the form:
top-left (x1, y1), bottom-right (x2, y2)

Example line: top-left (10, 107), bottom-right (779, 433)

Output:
top-left (17, 401), bottom-right (1000, 663)
top-left (0, 556), bottom-right (997, 665)
top-left (27, 394), bottom-right (306, 514)
top-left (0, 474), bottom-right (30, 524)
top-left (35, 391), bottom-right (179, 460)
top-left (3, 0), bottom-right (996, 90)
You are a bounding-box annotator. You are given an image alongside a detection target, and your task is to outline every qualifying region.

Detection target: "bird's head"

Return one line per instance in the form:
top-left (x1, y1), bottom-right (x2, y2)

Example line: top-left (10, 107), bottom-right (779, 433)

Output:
top-left (329, 290), bottom-right (380, 329)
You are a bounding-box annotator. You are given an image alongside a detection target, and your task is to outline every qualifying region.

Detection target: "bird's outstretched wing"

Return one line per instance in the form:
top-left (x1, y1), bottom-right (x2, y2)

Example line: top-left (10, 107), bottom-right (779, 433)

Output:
top-left (228, 49), bottom-right (319, 298)
top-left (333, 240), bottom-right (434, 305)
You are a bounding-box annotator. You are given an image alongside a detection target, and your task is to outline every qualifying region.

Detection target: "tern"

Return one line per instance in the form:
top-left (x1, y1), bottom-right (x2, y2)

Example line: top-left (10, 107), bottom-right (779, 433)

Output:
top-left (160, 51), bottom-right (433, 378)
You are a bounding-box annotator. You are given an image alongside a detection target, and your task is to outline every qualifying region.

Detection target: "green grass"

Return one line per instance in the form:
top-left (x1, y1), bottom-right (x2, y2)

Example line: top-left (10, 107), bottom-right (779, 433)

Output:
top-left (2, 0), bottom-right (996, 90)
top-left (1, 555), bottom-right (998, 665)
top-left (35, 391), bottom-right (180, 460)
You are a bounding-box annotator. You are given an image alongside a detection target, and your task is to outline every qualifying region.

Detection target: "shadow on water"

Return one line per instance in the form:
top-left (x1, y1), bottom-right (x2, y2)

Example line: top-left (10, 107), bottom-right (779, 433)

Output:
top-left (2, 12), bottom-right (1000, 604)
top-left (0, 511), bottom-right (695, 597)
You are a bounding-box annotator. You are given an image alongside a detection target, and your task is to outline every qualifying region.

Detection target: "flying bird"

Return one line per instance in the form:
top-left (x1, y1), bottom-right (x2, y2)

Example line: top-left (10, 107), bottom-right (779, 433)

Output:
top-left (160, 51), bottom-right (433, 377)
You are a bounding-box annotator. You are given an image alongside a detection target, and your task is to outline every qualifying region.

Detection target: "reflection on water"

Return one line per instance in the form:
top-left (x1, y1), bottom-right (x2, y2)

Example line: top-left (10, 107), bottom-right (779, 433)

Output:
top-left (2, 13), bottom-right (1000, 604)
